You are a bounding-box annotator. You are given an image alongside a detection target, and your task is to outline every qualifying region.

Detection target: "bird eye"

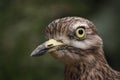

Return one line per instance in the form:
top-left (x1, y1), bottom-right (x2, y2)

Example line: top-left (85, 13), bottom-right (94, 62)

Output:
top-left (75, 28), bottom-right (86, 39)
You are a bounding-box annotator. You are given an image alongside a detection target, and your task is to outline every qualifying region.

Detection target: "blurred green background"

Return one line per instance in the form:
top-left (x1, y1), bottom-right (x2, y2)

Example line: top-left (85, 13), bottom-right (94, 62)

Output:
top-left (0, 0), bottom-right (120, 80)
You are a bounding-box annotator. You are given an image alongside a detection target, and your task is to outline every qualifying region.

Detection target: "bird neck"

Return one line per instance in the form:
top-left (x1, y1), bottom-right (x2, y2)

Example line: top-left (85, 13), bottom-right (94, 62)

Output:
top-left (64, 48), bottom-right (119, 80)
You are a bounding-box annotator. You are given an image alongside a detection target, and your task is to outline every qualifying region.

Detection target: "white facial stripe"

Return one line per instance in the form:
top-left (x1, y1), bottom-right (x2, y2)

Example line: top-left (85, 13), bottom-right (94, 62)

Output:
top-left (54, 35), bottom-right (99, 50)
top-left (69, 35), bottom-right (102, 49)
top-left (70, 40), bottom-right (91, 49)
top-left (69, 21), bottom-right (89, 31)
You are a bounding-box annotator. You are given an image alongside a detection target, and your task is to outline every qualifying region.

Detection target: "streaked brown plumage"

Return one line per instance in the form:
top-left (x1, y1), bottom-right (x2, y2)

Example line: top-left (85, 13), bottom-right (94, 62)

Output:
top-left (31, 17), bottom-right (120, 80)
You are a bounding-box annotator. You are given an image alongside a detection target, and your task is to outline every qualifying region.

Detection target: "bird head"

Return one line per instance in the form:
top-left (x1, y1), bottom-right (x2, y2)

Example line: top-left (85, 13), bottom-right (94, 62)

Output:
top-left (31, 17), bottom-right (103, 63)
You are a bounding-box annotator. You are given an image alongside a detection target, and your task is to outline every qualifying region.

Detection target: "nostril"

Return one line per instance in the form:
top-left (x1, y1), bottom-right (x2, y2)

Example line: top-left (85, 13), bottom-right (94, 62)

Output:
top-left (47, 44), bottom-right (53, 47)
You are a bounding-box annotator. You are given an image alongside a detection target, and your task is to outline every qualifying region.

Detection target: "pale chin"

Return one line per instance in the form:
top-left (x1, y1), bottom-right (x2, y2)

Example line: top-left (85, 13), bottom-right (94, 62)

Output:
top-left (50, 50), bottom-right (80, 63)
top-left (50, 51), bottom-right (65, 61)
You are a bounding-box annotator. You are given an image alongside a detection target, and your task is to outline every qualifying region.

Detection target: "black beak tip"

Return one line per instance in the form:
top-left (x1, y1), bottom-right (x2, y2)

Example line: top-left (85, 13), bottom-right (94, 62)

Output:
top-left (30, 52), bottom-right (41, 57)
top-left (30, 52), bottom-right (37, 57)
top-left (30, 45), bottom-right (46, 57)
top-left (30, 50), bottom-right (46, 57)
top-left (30, 53), bottom-right (34, 57)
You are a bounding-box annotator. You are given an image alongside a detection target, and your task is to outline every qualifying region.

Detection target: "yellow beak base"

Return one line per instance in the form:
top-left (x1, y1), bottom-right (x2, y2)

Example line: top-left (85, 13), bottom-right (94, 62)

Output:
top-left (31, 39), bottom-right (64, 57)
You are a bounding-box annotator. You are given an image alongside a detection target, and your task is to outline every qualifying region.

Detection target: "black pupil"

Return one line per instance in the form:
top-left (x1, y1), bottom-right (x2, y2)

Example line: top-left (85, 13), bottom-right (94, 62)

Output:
top-left (78, 29), bottom-right (83, 34)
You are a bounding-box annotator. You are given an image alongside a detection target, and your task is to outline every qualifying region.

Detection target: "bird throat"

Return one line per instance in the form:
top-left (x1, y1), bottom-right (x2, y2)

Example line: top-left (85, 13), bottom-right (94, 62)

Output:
top-left (64, 51), bottom-right (119, 80)
top-left (64, 60), bottom-right (97, 80)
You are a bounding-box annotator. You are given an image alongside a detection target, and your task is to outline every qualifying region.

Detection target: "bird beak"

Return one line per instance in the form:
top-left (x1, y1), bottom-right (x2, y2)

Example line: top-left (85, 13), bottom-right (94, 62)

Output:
top-left (30, 39), bottom-right (64, 57)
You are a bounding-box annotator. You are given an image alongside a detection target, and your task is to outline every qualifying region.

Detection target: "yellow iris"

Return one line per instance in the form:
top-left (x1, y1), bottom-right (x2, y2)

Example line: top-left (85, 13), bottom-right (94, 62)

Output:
top-left (75, 28), bottom-right (85, 38)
